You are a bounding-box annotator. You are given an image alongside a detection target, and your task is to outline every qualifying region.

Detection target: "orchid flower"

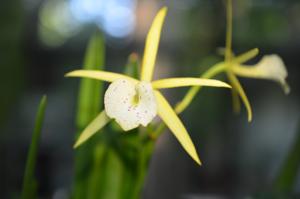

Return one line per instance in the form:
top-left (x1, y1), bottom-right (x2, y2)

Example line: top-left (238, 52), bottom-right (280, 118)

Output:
top-left (175, 0), bottom-right (289, 122)
top-left (223, 0), bottom-right (290, 122)
top-left (66, 7), bottom-right (231, 165)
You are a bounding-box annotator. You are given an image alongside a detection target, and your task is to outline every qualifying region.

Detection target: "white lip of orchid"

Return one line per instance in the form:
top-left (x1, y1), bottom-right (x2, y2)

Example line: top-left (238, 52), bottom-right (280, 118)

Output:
top-left (104, 79), bottom-right (157, 131)
top-left (232, 54), bottom-right (290, 94)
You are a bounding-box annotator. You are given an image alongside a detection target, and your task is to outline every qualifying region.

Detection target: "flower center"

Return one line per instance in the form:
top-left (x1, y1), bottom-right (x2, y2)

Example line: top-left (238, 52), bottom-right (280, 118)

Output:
top-left (104, 79), bottom-right (157, 131)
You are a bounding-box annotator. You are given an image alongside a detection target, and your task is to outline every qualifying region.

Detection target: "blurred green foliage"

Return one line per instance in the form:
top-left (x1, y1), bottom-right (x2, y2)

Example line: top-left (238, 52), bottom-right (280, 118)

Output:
top-left (0, 0), bottom-right (24, 126)
top-left (274, 121), bottom-right (300, 193)
top-left (73, 31), bottom-right (105, 199)
top-left (21, 96), bottom-right (47, 199)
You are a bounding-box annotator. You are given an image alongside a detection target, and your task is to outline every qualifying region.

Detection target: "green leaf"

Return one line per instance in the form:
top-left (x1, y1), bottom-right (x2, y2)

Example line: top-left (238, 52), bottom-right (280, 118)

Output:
top-left (21, 95), bottom-right (47, 199)
top-left (97, 149), bottom-right (124, 199)
top-left (124, 53), bottom-right (139, 79)
top-left (73, 31), bottom-right (105, 199)
top-left (76, 31), bottom-right (105, 129)
top-left (87, 144), bottom-right (106, 199)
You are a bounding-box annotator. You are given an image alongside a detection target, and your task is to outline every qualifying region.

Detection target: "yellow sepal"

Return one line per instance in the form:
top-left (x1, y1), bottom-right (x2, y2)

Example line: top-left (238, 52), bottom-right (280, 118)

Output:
top-left (140, 7), bottom-right (167, 81)
top-left (231, 89), bottom-right (241, 113)
top-left (152, 77), bottom-right (231, 89)
top-left (227, 72), bottom-right (252, 122)
top-left (66, 70), bottom-right (139, 83)
top-left (232, 54), bottom-right (290, 94)
top-left (74, 111), bottom-right (110, 148)
top-left (233, 48), bottom-right (259, 64)
top-left (154, 91), bottom-right (201, 165)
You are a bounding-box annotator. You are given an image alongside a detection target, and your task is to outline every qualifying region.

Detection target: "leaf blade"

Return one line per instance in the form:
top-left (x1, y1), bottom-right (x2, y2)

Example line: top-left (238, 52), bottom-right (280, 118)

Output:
top-left (21, 95), bottom-right (47, 199)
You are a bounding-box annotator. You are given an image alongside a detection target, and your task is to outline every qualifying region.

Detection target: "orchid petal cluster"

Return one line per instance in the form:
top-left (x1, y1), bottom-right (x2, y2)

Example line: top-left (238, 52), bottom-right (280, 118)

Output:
top-left (232, 54), bottom-right (290, 94)
top-left (66, 7), bottom-right (231, 165)
top-left (175, 0), bottom-right (290, 122)
top-left (223, 0), bottom-right (289, 122)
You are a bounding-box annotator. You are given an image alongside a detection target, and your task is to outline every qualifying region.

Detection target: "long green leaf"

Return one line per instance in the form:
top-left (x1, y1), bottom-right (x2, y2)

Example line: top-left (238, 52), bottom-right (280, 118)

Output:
top-left (21, 95), bottom-right (47, 199)
top-left (76, 31), bottom-right (105, 129)
top-left (124, 53), bottom-right (139, 79)
top-left (73, 31), bottom-right (105, 199)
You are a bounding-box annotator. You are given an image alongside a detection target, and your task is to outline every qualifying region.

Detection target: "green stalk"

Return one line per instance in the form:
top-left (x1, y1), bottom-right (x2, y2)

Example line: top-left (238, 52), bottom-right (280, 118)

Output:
top-left (87, 144), bottom-right (106, 199)
top-left (21, 96), bottom-right (47, 199)
top-left (132, 141), bottom-right (155, 199)
top-left (225, 0), bottom-right (233, 62)
top-left (175, 62), bottom-right (226, 114)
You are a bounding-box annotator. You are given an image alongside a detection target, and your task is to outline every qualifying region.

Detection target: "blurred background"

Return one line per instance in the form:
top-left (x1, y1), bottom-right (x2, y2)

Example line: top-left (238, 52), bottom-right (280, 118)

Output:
top-left (0, 0), bottom-right (299, 198)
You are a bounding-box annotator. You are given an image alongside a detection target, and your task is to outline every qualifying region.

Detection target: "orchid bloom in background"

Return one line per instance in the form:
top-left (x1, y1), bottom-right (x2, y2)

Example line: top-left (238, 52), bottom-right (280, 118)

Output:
top-left (226, 50), bottom-right (290, 121)
top-left (223, 0), bottom-right (290, 122)
top-left (66, 7), bottom-right (231, 165)
top-left (175, 0), bottom-right (289, 121)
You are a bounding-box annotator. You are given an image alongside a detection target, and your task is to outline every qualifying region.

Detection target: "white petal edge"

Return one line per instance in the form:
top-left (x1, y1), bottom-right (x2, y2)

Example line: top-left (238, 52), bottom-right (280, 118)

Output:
top-left (104, 79), bottom-right (157, 131)
top-left (233, 54), bottom-right (290, 94)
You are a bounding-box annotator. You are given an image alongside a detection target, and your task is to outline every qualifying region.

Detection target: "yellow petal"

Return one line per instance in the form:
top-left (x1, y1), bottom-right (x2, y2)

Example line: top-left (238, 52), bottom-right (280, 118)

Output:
top-left (232, 54), bottom-right (290, 94)
top-left (232, 48), bottom-right (259, 64)
top-left (154, 91), bottom-right (201, 165)
top-left (140, 7), bottom-right (167, 82)
top-left (227, 72), bottom-right (252, 122)
top-left (65, 70), bottom-right (138, 83)
top-left (152, 77), bottom-right (231, 89)
top-left (74, 111), bottom-right (110, 148)
top-left (231, 89), bottom-right (241, 113)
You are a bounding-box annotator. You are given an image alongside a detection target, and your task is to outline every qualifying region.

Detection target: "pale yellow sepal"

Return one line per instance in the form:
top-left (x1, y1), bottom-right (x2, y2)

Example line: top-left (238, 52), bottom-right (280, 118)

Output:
top-left (140, 7), bottom-right (167, 82)
top-left (232, 54), bottom-right (290, 94)
top-left (231, 89), bottom-right (241, 113)
top-left (152, 77), bottom-right (231, 89)
top-left (74, 111), bottom-right (110, 148)
top-left (154, 91), bottom-right (201, 165)
top-left (227, 72), bottom-right (252, 122)
top-left (66, 70), bottom-right (139, 83)
top-left (233, 48), bottom-right (259, 64)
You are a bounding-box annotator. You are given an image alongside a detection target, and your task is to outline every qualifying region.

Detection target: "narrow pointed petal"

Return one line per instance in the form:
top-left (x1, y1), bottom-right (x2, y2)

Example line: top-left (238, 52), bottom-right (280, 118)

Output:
top-left (227, 72), bottom-right (252, 122)
top-left (154, 91), bottom-right (201, 165)
top-left (66, 70), bottom-right (138, 83)
top-left (232, 54), bottom-right (290, 94)
top-left (74, 111), bottom-right (110, 148)
top-left (140, 7), bottom-right (167, 81)
top-left (233, 48), bottom-right (259, 64)
top-left (231, 89), bottom-right (241, 113)
top-left (152, 77), bottom-right (231, 89)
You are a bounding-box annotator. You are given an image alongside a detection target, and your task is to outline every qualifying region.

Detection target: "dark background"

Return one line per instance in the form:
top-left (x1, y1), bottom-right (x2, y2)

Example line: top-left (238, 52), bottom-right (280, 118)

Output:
top-left (0, 0), bottom-right (299, 198)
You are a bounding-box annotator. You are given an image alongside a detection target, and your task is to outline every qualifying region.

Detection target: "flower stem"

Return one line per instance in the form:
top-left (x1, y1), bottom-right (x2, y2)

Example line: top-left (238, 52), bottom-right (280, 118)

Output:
top-left (225, 0), bottom-right (232, 62)
top-left (132, 140), bottom-right (155, 199)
